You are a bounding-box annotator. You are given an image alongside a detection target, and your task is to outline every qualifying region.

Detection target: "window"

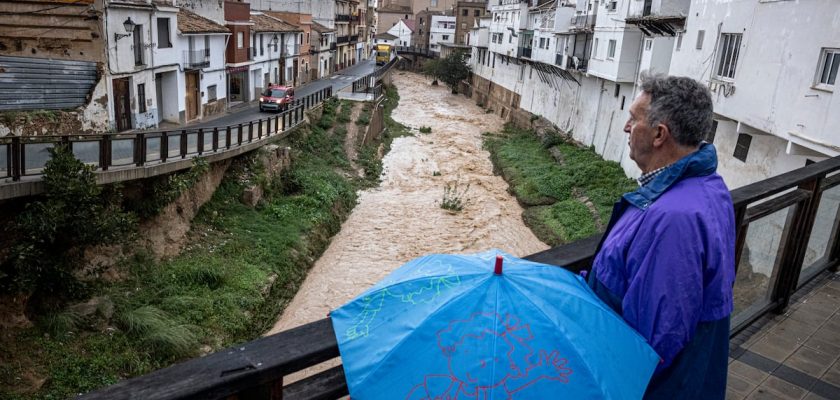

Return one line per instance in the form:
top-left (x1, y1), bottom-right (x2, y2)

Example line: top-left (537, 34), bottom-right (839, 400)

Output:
top-left (207, 85), bottom-right (217, 101)
top-left (157, 18), bottom-right (172, 48)
top-left (733, 133), bottom-right (751, 162)
top-left (594, 38), bottom-right (599, 58)
top-left (204, 35), bottom-right (210, 56)
top-left (492, 52), bottom-right (495, 68)
top-left (815, 48), bottom-right (839, 89)
top-left (606, 1), bottom-right (617, 11)
top-left (509, 34), bottom-right (512, 43)
top-left (676, 32), bottom-right (683, 51)
top-left (539, 38), bottom-right (545, 49)
top-left (546, 38), bottom-right (550, 49)
top-left (431, 0), bottom-right (437, 6)
top-left (260, 34), bottom-right (264, 56)
top-left (644, 39), bottom-right (652, 51)
top-left (442, 35), bottom-right (449, 41)
top-left (715, 33), bottom-right (742, 79)
top-left (237, 32), bottom-right (244, 48)
top-left (461, 22), bottom-right (467, 29)
top-left (620, 95), bottom-right (626, 110)
top-left (614, 83), bottom-right (620, 97)
top-left (708, 120), bottom-right (718, 143)
top-left (607, 39), bottom-right (616, 59)
top-left (133, 24), bottom-right (144, 65)
top-left (462, 9), bottom-right (468, 16)
top-left (474, 9), bottom-right (480, 17)
top-left (696, 30), bottom-right (705, 50)
top-left (138, 83), bottom-right (146, 113)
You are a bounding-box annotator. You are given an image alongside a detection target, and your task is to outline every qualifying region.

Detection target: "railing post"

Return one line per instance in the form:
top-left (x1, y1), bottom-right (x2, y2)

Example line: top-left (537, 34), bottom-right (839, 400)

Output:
top-left (248, 121), bottom-right (254, 142)
top-left (774, 178), bottom-right (824, 310)
top-left (212, 127), bottom-right (219, 152)
top-left (275, 115), bottom-right (279, 133)
top-left (237, 123), bottom-right (243, 145)
top-left (101, 134), bottom-right (111, 171)
top-left (10, 136), bottom-right (21, 181)
top-left (258, 119), bottom-right (263, 140)
top-left (180, 130), bottom-right (188, 159)
top-left (198, 128), bottom-right (205, 155)
top-left (226, 126), bottom-right (232, 149)
top-left (161, 132), bottom-right (169, 163)
top-left (135, 133), bottom-right (146, 166)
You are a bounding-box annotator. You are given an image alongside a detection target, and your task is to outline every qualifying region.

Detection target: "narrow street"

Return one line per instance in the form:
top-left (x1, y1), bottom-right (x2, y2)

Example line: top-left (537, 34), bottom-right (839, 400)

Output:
top-left (268, 72), bottom-right (548, 339)
top-left (187, 59), bottom-right (376, 130)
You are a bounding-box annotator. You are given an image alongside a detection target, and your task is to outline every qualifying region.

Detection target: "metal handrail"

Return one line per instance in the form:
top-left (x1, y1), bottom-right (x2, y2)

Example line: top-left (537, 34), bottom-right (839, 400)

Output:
top-left (78, 152), bottom-right (840, 399)
top-left (0, 87), bottom-right (334, 198)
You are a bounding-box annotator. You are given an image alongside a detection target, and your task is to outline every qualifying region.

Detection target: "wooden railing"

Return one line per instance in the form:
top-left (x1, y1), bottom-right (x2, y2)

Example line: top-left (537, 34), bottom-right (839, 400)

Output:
top-left (79, 154), bottom-right (840, 399)
top-left (0, 87), bottom-right (333, 200)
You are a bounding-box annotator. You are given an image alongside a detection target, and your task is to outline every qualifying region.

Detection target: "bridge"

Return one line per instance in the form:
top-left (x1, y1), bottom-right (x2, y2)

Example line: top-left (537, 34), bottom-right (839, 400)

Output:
top-left (395, 46), bottom-right (437, 58)
top-left (78, 154), bottom-right (840, 399)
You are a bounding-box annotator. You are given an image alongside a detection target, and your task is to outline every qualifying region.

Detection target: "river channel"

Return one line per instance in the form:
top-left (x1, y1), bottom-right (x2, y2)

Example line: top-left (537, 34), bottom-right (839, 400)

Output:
top-left (267, 71), bottom-right (548, 338)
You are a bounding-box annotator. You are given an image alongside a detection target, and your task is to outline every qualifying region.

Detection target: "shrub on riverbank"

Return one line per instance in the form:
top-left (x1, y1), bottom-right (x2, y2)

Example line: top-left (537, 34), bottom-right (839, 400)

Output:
top-left (483, 125), bottom-right (636, 245)
top-left (357, 84), bottom-right (411, 184)
top-left (0, 97), bottom-right (364, 400)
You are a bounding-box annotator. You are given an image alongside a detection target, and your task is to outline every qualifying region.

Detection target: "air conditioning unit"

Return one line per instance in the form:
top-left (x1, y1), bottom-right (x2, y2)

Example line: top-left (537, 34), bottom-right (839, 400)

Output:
top-left (606, 1), bottom-right (617, 11)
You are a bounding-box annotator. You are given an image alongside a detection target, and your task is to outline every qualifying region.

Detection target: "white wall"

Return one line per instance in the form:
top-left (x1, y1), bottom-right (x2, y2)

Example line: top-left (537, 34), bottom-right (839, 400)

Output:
top-left (387, 21), bottom-right (413, 47)
top-left (429, 15), bottom-right (455, 52)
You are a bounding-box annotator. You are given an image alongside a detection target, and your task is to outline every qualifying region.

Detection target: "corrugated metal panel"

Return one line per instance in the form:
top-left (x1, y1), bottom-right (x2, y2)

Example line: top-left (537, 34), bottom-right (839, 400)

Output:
top-left (0, 56), bottom-right (98, 111)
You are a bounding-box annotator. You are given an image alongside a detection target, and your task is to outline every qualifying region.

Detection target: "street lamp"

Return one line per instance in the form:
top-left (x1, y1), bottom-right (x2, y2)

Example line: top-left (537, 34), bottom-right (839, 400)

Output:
top-left (115, 17), bottom-right (136, 42)
top-left (271, 34), bottom-right (279, 51)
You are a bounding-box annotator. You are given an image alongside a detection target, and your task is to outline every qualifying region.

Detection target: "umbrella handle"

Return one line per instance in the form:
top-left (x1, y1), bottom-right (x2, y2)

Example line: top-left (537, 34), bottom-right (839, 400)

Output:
top-left (494, 255), bottom-right (503, 275)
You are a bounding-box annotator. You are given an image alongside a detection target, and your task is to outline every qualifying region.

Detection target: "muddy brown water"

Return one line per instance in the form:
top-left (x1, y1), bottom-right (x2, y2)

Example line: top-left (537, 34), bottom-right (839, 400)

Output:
top-left (266, 72), bottom-right (548, 381)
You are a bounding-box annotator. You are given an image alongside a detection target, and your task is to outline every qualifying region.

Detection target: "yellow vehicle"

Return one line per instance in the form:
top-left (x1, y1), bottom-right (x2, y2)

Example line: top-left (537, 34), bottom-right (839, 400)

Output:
top-left (375, 44), bottom-right (392, 66)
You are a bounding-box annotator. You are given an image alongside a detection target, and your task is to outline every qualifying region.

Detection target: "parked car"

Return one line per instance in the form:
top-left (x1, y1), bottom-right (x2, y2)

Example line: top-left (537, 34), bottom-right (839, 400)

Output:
top-left (259, 85), bottom-right (295, 112)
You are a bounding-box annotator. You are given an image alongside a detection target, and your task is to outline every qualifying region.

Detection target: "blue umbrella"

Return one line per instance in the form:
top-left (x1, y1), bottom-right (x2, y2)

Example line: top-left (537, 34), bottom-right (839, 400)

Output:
top-left (330, 250), bottom-right (660, 400)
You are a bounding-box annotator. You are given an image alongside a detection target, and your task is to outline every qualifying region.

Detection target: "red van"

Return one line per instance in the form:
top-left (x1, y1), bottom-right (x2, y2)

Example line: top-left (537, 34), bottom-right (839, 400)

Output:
top-left (259, 85), bottom-right (295, 112)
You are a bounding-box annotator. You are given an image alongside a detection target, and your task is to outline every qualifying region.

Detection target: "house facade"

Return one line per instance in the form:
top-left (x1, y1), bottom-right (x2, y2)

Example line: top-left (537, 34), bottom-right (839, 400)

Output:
top-left (429, 15), bottom-right (456, 54)
top-left (387, 19), bottom-right (415, 47)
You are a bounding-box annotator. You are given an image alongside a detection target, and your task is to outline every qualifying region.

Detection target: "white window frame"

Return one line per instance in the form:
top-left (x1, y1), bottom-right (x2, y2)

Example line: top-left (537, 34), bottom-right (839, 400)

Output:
top-left (237, 32), bottom-right (244, 48)
top-left (715, 33), bottom-right (742, 81)
top-left (814, 48), bottom-right (839, 91)
top-left (607, 39), bottom-right (616, 59)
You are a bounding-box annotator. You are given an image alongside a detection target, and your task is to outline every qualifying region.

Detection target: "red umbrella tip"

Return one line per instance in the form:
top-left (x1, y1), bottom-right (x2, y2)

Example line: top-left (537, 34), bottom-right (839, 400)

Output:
top-left (494, 255), bottom-right (503, 275)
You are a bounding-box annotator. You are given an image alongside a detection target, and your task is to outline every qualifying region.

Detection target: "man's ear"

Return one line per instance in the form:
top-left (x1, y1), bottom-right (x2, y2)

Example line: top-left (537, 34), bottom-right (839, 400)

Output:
top-left (653, 123), bottom-right (671, 147)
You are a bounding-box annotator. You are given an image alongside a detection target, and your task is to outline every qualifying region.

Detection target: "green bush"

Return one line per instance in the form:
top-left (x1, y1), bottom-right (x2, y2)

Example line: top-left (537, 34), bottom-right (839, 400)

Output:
top-left (2, 145), bottom-right (136, 308)
top-left (441, 182), bottom-right (470, 212)
top-left (419, 126), bottom-right (432, 133)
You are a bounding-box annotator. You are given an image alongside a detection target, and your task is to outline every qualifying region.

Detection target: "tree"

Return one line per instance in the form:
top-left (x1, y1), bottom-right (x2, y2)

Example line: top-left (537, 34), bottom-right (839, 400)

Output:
top-left (423, 51), bottom-right (472, 94)
top-left (2, 145), bottom-right (136, 311)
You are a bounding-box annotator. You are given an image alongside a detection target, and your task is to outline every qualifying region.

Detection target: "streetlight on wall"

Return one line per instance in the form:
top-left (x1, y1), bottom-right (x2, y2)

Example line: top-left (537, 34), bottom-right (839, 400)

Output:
top-left (271, 34), bottom-right (279, 51)
top-left (115, 17), bottom-right (136, 41)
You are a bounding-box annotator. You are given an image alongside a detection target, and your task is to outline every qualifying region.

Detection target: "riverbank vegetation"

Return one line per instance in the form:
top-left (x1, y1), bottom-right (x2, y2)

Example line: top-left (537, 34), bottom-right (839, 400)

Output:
top-left (483, 125), bottom-right (637, 245)
top-left (0, 91), bottom-right (399, 399)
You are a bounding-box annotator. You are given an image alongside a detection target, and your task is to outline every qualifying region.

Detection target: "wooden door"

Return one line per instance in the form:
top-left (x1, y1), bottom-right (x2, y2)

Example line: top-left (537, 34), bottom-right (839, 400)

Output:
top-left (112, 78), bottom-right (131, 132)
top-left (186, 71), bottom-right (199, 121)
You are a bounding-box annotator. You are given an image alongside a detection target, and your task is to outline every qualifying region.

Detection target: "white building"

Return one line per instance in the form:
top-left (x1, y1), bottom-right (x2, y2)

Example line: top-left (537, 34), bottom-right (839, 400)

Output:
top-left (104, 2), bottom-right (229, 131)
top-left (429, 15), bottom-right (456, 54)
top-left (387, 19), bottom-right (414, 47)
top-left (311, 22), bottom-right (337, 78)
top-left (251, 13), bottom-right (303, 92)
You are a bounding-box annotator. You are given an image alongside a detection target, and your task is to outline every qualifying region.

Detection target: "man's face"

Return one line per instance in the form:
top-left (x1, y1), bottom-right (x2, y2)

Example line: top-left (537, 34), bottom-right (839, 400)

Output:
top-left (624, 93), bottom-right (657, 172)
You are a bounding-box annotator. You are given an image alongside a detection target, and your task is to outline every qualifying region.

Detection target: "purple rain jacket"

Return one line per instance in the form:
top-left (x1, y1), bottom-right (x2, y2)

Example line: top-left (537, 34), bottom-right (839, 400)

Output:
top-left (588, 143), bottom-right (735, 398)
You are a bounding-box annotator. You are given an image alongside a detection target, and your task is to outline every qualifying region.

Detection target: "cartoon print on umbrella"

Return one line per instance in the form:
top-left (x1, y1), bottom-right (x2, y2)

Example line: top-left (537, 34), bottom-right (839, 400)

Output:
top-left (345, 260), bottom-right (462, 340)
top-left (405, 312), bottom-right (573, 400)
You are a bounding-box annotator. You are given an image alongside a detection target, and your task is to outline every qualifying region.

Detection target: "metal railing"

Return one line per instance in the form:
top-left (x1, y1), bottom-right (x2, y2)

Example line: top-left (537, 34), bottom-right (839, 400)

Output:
top-left (570, 14), bottom-right (596, 30)
top-left (351, 56), bottom-right (397, 94)
top-left (182, 50), bottom-right (210, 69)
top-left (336, 14), bottom-right (350, 22)
top-left (78, 152), bottom-right (840, 400)
top-left (0, 87), bottom-right (334, 198)
top-left (394, 46), bottom-right (435, 58)
top-left (517, 46), bottom-right (532, 58)
top-left (337, 35), bottom-right (350, 44)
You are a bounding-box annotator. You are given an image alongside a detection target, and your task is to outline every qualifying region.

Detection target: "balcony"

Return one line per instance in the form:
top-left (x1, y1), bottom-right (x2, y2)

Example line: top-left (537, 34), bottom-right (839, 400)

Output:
top-left (570, 14), bottom-right (596, 31)
top-left (350, 15), bottom-right (360, 22)
top-left (336, 14), bottom-right (350, 22)
top-left (337, 35), bottom-right (349, 44)
top-left (183, 50), bottom-right (210, 69)
top-left (564, 54), bottom-right (587, 72)
top-left (330, 42), bottom-right (337, 51)
top-left (516, 46), bottom-right (532, 59)
top-left (349, 35), bottom-right (359, 43)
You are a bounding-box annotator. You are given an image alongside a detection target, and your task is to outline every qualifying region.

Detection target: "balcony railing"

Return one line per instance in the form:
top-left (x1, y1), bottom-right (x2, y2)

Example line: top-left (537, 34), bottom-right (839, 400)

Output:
top-left (350, 15), bottom-right (360, 22)
top-left (330, 42), bottom-right (337, 50)
top-left (349, 35), bottom-right (359, 43)
top-left (76, 151), bottom-right (840, 399)
top-left (516, 46), bottom-right (532, 58)
top-left (337, 35), bottom-right (349, 44)
top-left (183, 50), bottom-right (210, 69)
top-left (336, 14), bottom-right (350, 22)
top-left (570, 14), bottom-right (596, 30)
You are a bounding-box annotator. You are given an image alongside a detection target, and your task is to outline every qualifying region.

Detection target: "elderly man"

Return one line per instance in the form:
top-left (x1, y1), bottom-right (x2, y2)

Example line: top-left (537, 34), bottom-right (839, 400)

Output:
top-left (587, 73), bottom-right (735, 399)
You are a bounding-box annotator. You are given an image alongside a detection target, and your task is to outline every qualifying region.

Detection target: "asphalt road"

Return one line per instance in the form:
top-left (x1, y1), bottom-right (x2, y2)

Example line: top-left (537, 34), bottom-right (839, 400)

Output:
top-left (188, 59), bottom-right (376, 130)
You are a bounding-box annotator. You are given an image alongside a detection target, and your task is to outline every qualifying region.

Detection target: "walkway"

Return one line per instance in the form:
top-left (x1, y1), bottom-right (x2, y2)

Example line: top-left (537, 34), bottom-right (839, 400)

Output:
top-left (728, 272), bottom-right (840, 400)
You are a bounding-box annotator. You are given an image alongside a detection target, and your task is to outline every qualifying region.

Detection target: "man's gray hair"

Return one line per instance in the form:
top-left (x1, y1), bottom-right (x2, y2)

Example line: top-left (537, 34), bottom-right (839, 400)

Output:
top-left (639, 72), bottom-right (714, 147)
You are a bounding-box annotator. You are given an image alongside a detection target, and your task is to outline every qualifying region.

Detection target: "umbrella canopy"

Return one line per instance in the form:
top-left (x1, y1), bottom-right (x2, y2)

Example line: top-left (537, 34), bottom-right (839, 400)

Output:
top-left (330, 250), bottom-right (660, 400)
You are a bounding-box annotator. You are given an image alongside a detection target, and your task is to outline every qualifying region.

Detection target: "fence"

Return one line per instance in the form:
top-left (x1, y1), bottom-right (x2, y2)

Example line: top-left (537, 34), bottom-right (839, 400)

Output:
top-left (351, 56), bottom-right (397, 94)
top-left (0, 87), bottom-right (333, 199)
top-left (79, 153), bottom-right (840, 399)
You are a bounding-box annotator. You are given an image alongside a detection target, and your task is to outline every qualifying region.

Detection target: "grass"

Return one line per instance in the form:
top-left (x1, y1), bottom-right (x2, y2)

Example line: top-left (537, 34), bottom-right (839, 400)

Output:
top-left (355, 84), bottom-right (412, 187)
top-left (0, 96), bottom-right (364, 400)
top-left (483, 124), bottom-right (636, 245)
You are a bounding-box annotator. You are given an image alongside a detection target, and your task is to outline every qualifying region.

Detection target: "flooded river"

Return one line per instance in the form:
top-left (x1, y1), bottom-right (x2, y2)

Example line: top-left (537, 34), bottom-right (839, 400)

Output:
top-left (267, 72), bottom-right (548, 338)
